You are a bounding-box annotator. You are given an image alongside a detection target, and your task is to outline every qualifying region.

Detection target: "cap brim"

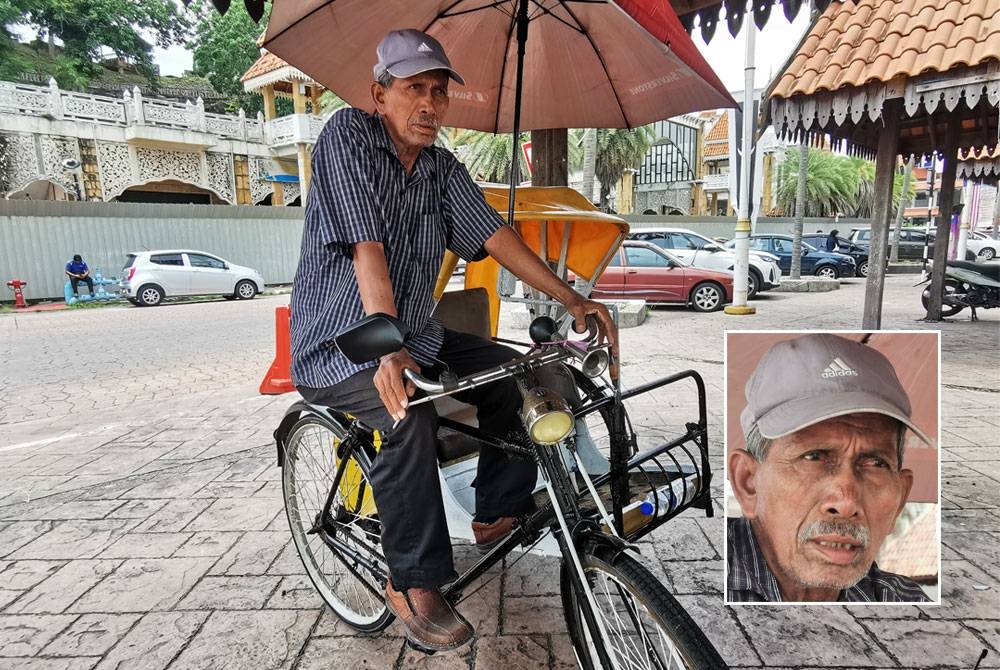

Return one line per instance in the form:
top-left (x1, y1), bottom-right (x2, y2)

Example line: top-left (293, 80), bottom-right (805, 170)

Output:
top-left (386, 57), bottom-right (465, 86)
top-left (756, 390), bottom-right (934, 446)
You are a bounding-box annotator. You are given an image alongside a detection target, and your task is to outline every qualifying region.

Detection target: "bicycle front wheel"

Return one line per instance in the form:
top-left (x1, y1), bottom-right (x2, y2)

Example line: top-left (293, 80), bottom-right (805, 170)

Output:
top-left (282, 415), bottom-right (392, 633)
top-left (561, 549), bottom-right (727, 669)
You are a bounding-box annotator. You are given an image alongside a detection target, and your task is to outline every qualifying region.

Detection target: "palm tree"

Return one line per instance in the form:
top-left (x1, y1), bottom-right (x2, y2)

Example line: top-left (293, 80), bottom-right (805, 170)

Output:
top-left (595, 126), bottom-right (654, 211)
top-left (451, 129), bottom-right (530, 183)
top-left (776, 148), bottom-right (858, 217)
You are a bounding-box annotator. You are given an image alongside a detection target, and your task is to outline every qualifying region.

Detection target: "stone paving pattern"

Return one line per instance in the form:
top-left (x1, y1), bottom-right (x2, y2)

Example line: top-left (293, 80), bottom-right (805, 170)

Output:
top-left (0, 274), bottom-right (998, 669)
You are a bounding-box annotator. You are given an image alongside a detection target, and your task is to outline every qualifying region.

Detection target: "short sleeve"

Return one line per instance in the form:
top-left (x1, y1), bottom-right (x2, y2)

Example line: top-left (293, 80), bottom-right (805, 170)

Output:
top-left (307, 111), bottom-right (386, 251)
top-left (440, 158), bottom-right (504, 262)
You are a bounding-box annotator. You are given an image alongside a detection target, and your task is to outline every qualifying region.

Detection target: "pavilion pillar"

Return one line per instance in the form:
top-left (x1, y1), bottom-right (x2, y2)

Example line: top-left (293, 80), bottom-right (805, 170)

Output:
top-left (262, 85), bottom-right (277, 121)
top-left (926, 118), bottom-right (961, 321)
top-left (272, 181), bottom-right (285, 207)
top-left (862, 99), bottom-right (901, 330)
top-left (292, 82), bottom-right (307, 115)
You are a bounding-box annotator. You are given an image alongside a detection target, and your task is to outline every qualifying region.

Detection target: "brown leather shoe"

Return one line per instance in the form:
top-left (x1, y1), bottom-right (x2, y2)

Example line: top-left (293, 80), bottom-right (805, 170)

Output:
top-left (385, 580), bottom-right (473, 652)
top-left (472, 516), bottom-right (517, 553)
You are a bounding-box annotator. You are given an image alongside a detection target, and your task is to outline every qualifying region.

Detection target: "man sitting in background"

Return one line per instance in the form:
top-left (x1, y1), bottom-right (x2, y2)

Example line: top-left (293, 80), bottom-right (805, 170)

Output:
top-left (65, 254), bottom-right (94, 297)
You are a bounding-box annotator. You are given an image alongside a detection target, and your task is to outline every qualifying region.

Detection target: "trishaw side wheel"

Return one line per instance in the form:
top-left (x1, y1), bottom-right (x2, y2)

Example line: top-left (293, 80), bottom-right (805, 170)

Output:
top-left (560, 550), bottom-right (727, 669)
top-left (282, 415), bottom-right (392, 632)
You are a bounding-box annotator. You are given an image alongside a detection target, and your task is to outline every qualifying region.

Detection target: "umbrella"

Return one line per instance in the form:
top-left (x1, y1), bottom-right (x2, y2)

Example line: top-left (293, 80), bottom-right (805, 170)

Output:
top-left (262, 0), bottom-right (735, 220)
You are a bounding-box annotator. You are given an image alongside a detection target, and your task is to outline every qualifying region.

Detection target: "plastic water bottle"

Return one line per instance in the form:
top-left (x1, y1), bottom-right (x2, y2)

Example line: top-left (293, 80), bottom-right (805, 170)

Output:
top-left (639, 473), bottom-right (700, 518)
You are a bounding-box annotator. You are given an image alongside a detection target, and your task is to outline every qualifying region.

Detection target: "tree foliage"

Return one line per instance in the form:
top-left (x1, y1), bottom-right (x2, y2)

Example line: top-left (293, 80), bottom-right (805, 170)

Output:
top-left (595, 126), bottom-right (654, 211)
top-left (187, 0), bottom-right (271, 114)
top-left (452, 129), bottom-right (530, 184)
top-left (1, 0), bottom-right (189, 88)
top-left (776, 148), bottom-right (913, 218)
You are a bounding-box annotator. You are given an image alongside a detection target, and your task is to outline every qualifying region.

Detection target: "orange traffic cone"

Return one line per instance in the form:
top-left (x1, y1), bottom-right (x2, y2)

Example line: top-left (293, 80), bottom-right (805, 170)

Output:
top-left (259, 305), bottom-right (296, 395)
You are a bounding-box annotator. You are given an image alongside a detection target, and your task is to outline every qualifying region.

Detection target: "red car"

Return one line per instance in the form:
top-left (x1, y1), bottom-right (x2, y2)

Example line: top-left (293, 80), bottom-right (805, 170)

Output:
top-left (592, 241), bottom-right (734, 312)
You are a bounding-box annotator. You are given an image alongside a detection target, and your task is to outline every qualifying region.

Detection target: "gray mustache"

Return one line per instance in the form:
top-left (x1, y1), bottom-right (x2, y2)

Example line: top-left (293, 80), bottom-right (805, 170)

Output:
top-left (798, 520), bottom-right (871, 548)
top-left (416, 115), bottom-right (439, 129)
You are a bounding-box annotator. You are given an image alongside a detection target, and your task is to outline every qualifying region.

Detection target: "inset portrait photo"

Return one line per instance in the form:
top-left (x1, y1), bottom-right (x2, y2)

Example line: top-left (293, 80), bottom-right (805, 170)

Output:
top-left (724, 331), bottom-right (940, 604)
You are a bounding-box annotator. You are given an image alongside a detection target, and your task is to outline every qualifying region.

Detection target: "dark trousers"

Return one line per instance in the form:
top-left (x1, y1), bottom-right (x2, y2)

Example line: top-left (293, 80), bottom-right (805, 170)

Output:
top-left (70, 277), bottom-right (94, 295)
top-left (298, 329), bottom-right (538, 589)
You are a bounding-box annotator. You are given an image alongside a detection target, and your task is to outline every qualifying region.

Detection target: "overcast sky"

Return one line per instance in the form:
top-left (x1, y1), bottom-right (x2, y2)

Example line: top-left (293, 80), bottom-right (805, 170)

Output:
top-left (153, 10), bottom-right (810, 94)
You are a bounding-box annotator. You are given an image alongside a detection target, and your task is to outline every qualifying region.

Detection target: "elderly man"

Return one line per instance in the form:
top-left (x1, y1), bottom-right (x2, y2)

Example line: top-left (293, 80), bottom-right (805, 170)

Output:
top-left (727, 333), bottom-right (932, 602)
top-left (290, 29), bottom-right (617, 650)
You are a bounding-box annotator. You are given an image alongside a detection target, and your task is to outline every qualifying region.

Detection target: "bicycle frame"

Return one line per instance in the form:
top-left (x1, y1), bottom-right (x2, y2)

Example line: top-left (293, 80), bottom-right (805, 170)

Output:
top-left (287, 358), bottom-right (711, 668)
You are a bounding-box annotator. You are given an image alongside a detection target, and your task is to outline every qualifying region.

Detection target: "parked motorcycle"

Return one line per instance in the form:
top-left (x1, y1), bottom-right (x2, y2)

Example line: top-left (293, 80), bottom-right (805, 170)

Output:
top-left (920, 260), bottom-right (1000, 320)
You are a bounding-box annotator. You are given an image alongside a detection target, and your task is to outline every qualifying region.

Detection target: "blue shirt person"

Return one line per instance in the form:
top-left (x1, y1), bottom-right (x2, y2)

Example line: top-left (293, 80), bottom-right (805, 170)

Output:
top-left (65, 254), bottom-right (94, 296)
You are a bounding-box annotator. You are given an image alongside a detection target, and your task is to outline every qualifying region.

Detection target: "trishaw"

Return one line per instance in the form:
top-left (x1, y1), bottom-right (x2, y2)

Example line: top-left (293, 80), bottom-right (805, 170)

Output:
top-left (264, 187), bottom-right (726, 669)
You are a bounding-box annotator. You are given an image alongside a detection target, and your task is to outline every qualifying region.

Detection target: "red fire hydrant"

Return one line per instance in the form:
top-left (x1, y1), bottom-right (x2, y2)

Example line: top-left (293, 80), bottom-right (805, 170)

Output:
top-left (6, 279), bottom-right (27, 308)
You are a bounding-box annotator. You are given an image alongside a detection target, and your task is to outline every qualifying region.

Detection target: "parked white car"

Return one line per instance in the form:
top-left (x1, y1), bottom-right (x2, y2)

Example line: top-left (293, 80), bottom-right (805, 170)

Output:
top-left (627, 227), bottom-right (782, 298)
top-left (967, 231), bottom-right (999, 260)
top-left (120, 250), bottom-right (265, 306)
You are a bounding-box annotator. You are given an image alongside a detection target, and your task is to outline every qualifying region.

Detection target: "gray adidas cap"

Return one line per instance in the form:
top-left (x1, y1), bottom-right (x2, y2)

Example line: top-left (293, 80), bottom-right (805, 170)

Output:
top-left (740, 334), bottom-right (931, 445)
top-left (374, 29), bottom-right (465, 85)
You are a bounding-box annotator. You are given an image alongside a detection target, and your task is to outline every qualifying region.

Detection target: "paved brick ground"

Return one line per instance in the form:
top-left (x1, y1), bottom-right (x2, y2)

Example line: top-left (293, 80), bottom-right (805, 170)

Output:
top-left (0, 275), bottom-right (997, 669)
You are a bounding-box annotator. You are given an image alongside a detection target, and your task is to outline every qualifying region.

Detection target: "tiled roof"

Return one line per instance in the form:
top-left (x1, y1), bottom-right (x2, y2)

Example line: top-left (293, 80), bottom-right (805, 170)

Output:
top-left (772, 0), bottom-right (1000, 99)
top-left (704, 143), bottom-right (729, 158)
top-left (240, 52), bottom-right (288, 83)
top-left (877, 507), bottom-right (938, 582)
top-left (704, 111), bottom-right (729, 142)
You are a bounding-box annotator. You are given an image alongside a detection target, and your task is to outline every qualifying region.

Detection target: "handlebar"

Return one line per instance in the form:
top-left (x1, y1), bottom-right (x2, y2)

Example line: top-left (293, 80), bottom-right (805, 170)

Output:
top-left (401, 340), bottom-right (611, 404)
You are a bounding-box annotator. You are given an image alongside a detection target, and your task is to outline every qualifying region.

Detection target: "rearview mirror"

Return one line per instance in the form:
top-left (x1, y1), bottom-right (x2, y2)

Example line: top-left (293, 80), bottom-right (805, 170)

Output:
top-left (333, 313), bottom-right (409, 363)
top-left (703, 243), bottom-right (722, 252)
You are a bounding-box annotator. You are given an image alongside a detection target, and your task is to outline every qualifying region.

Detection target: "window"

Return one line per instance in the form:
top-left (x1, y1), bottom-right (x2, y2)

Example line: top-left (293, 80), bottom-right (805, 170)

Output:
top-left (188, 254), bottom-right (226, 269)
top-left (772, 239), bottom-right (787, 253)
top-left (637, 121), bottom-right (698, 185)
top-left (680, 233), bottom-right (706, 249)
top-left (150, 253), bottom-right (184, 266)
top-left (607, 251), bottom-right (622, 267)
top-left (122, 254), bottom-right (137, 271)
top-left (625, 247), bottom-right (669, 268)
top-left (749, 238), bottom-right (770, 252)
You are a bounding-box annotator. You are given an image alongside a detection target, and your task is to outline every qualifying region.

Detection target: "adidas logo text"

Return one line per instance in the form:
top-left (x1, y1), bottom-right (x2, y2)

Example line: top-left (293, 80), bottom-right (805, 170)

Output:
top-left (821, 357), bottom-right (858, 378)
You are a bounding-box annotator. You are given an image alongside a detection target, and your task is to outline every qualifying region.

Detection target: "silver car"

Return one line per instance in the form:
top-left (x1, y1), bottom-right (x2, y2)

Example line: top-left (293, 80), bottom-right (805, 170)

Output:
top-left (627, 227), bottom-right (782, 298)
top-left (120, 250), bottom-right (265, 307)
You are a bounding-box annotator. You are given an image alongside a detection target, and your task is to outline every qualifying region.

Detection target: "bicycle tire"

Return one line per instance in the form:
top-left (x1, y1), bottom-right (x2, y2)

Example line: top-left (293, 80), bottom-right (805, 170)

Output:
top-left (282, 415), bottom-right (392, 633)
top-left (560, 549), bottom-right (727, 670)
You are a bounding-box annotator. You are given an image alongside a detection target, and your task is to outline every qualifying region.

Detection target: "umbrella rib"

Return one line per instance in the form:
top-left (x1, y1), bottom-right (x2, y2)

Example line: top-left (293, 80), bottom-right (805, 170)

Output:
top-left (439, 0), bottom-right (512, 19)
top-left (527, 0), bottom-right (585, 33)
top-left (492, 4), bottom-right (520, 134)
top-left (558, 0), bottom-right (633, 129)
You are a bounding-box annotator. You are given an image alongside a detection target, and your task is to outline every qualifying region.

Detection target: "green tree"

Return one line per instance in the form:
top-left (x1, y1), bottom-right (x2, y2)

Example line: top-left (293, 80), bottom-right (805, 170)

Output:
top-left (4, 0), bottom-right (189, 88)
top-left (452, 129), bottom-right (530, 183)
top-left (595, 126), bottom-right (654, 211)
top-left (188, 0), bottom-right (270, 115)
top-left (776, 148), bottom-right (858, 217)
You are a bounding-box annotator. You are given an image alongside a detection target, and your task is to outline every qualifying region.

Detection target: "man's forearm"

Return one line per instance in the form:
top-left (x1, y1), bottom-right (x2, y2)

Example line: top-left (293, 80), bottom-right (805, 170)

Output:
top-left (483, 225), bottom-right (580, 307)
top-left (351, 240), bottom-right (398, 316)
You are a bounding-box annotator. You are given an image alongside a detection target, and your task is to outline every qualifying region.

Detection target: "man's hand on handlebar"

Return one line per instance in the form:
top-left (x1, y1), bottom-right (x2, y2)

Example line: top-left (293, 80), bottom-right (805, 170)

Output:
top-left (566, 298), bottom-right (619, 377)
top-left (375, 348), bottom-right (420, 423)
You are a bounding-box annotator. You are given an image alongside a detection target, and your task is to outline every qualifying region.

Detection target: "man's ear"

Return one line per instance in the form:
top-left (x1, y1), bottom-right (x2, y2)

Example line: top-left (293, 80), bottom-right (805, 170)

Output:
top-left (729, 449), bottom-right (760, 519)
top-left (371, 82), bottom-right (386, 113)
top-left (895, 468), bottom-right (914, 518)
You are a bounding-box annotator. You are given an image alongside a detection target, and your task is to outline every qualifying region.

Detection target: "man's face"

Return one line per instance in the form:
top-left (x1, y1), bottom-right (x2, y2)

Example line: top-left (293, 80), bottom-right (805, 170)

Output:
top-left (736, 413), bottom-right (914, 600)
top-left (372, 70), bottom-right (450, 159)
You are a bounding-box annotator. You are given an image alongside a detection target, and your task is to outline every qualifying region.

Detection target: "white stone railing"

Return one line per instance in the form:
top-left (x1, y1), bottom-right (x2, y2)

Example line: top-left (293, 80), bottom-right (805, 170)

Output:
top-left (703, 173), bottom-right (730, 191)
top-left (0, 78), bottom-right (268, 143)
top-left (265, 113), bottom-right (323, 147)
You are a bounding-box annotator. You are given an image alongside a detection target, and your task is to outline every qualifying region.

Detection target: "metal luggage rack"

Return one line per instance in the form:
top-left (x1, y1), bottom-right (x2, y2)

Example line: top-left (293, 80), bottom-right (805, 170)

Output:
top-left (578, 368), bottom-right (713, 544)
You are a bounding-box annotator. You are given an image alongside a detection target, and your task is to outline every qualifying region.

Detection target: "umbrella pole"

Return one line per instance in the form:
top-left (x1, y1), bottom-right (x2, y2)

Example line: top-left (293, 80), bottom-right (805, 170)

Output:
top-left (507, 0), bottom-right (529, 226)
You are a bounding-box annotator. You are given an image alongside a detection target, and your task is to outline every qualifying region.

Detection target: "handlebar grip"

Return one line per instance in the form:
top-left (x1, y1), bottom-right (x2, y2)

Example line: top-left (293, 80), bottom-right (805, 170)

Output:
top-left (571, 314), bottom-right (599, 342)
top-left (403, 368), bottom-right (444, 393)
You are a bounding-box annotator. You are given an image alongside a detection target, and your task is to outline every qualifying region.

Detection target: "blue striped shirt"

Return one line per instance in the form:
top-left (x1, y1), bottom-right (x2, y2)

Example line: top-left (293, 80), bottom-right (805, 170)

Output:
top-left (290, 108), bottom-right (503, 388)
top-left (727, 517), bottom-right (931, 602)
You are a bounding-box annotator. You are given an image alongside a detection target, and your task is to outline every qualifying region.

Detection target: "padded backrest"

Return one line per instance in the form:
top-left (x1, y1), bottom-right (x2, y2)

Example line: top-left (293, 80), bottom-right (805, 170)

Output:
top-left (431, 287), bottom-right (491, 340)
